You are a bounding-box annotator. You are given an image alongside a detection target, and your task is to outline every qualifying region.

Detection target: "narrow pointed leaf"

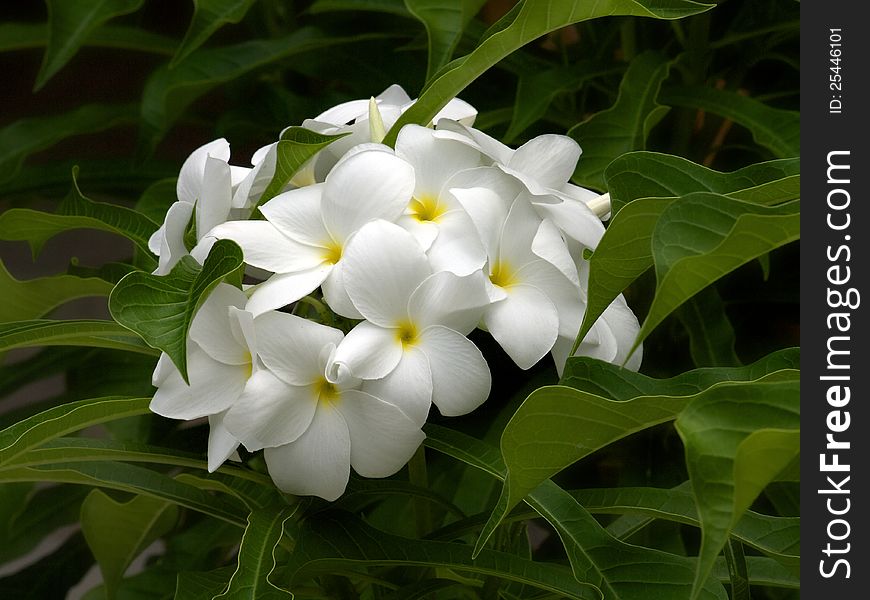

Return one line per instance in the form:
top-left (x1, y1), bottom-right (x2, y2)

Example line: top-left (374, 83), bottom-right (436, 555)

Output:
top-left (37, 0), bottom-right (145, 90)
top-left (676, 379), bottom-right (799, 599)
top-left (175, 568), bottom-right (236, 600)
top-left (172, 0), bottom-right (257, 67)
top-left (81, 490), bottom-right (178, 600)
top-left (568, 52), bottom-right (671, 191)
top-left (215, 507), bottom-right (297, 599)
top-left (675, 286), bottom-right (741, 368)
top-left (309, 0), bottom-right (411, 15)
top-left (0, 319), bottom-right (159, 356)
top-left (660, 85), bottom-right (799, 158)
top-left (384, 0), bottom-right (713, 145)
top-left (635, 194), bottom-right (800, 350)
top-left (109, 239), bottom-right (244, 382)
top-left (0, 260), bottom-right (113, 323)
top-left (405, 0), bottom-right (487, 81)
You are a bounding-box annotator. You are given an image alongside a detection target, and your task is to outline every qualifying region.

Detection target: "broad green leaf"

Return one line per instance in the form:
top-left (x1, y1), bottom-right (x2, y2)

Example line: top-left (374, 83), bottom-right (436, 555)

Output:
top-left (675, 286), bottom-right (741, 367)
top-left (0, 396), bottom-right (150, 466)
top-left (68, 261), bottom-right (138, 285)
top-left (0, 22), bottom-right (175, 55)
top-left (505, 62), bottom-right (620, 143)
top-left (172, 0), bottom-right (257, 66)
top-left (308, 0), bottom-right (411, 15)
top-left (676, 379), bottom-right (799, 599)
top-left (568, 52), bottom-right (671, 190)
top-left (0, 461), bottom-right (247, 526)
top-left (384, 0), bottom-right (714, 145)
top-left (712, 557), bottom-right (799, 589)
top-left (577, 160), bottom-right (799, 348)
top-left (141, 28), bottom-right (393, 145)
top-left (0, 260), bottom-right (113, 323)
top-left (477, 363), bottom-right (798, 557)
top-left (405, 0), bottom-right (487, 81)
top-left (660, 85), bottom-right (799, 158)
top-left (285, 509), bottom-right (601, 600)
top-left (81, 490), bottom-right (179, 600)
top-left (175, 568), bottom-right (235, 600)
top-left (424, 425), bottom-right (727, 600)
top-left (0, 166), bottom-right (160, 266)
top-left (605, 152), bottom-right (800, 213)
top-left (255, 127), bottom-right (351, 208)
top-left (215, 507), bottom-right (297, 599)
top-left (635, 194), bottom-right (800, 350)
top-left (0, 104), bottom-right (136, 184)
top-left (135, 178), bottom-right (178, 224)
top-left (37, 0), bottom-right (145, 90)
top-left (0, 319), bottom-right (159, 356)
top-left (109, 239), bottom-right (244, 382)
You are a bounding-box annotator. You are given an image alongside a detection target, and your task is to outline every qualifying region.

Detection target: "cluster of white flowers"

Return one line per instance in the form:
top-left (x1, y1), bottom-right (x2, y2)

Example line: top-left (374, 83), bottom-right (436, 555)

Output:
top-left (147, 85), bottom-right (642, 501)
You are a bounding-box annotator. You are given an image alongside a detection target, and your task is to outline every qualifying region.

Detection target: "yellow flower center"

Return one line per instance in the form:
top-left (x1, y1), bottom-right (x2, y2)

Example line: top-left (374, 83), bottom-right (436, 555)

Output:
top-left (314, 377), bottom-right (341, 405)
top-left (242, 352), bottom-right (253, 379)
top-left (489, 261), bottom-right (517, 289)
top-left (395, 321), bottom-right (419, 346)
top-left (409, 195), bottom-right (446, 223)
top-left (322, 240), bottom-right (343, 264)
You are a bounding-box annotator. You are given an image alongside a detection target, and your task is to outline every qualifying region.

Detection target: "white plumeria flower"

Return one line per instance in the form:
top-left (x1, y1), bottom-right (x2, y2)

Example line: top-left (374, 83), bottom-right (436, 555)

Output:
top-left (206, 148), bottom-right (415, 317)
top-left (392, 124), bottom-right (487, 276)
top-left (222, 312), bottom-right (424, 502)
top-left (330, 220), bottom-right (491, 425)
top-left (551, 293), bottom-right (643, 375)
top-left (451, 182), bottom-right (585, 370)
top-left (150, 284), bottom-right (255, 471)
top-left (148, 139), bottom-right (251, 275)
top-left (436, 120), bottom-right (609, 248)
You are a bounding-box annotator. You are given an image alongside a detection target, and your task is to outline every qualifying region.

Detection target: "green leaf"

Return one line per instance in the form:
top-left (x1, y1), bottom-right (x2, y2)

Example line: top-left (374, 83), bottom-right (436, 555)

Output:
top-left (505, 62), bottom-right (620, 143)
top-left (405, 0), bottom-right (486, 81)
top-left (0, 319), bottom-right (160, 356)
top-left (577, 156), bottom-right (799, 349)
top-left (141, 28), bottom-right (393, 145)
top-left (255, 127), bottom-right (351, 208)
top-left (635, 194), bottom-right (800, 351)
top-left (0, 22), bottom-right (176, 55)
top-left (37, 0), bottom-right (146, 90)
top-left (135, 178), bottom-right (178, 224)
top-left (0, 104), bottom-right (136, 184)
top-left (0, 396), bottom-right (150, 466)
top-left (0, 166), bottom-right (160, 266)
top-left (605, 152), bottom-right (800, 214)
top-left (384, 0), bottom-right (714, 145)
top-left (308, 0), bottom-right (411, 16)
top-left (109, 239), bottom-right (244, 382)
top-left (676, 378), bottom-right (799, 599)
top-left (172, 0), bottom-right (257, 67)
top-left (568, 52), bottom-right (671, 191)
top-left (660, 85), bottom-right (799, 158)
top-left (711, 557), bottom-right (799, 589)
top-left (81, 490), bottom-right (179, 600)
top-left (215, 507), bottom-right (297, 599)
top-left (285, 509), bottom-right (601, 600)
top-left (424, 425), bottom-right (727, 600)
top-left (0, 260), bottom-right (113, 323)
top-left (175, 568), bottom-right (235, 600)
top-left (675, 286), bottom-right (741, 367)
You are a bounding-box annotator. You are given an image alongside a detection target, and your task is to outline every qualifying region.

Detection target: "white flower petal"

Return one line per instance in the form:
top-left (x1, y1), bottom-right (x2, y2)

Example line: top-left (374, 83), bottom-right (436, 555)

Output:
top-left (148, 224), bottom-right (163, 255)
top-left (150, 345), bottom-right (248, 420)
top-left (151, 352), bottom-right (174, 386)
top-left (255, 312), bottom-right (343, 386)
top-left (532, 197), bottom-right (605, 250)
top-left (264, 404), bottom-right (350, 501)
top-left (188, 236), bottom-right (215, 265)
top-left (397, 215), bottom-right (439, 251)
top-left (496, 196), bottom-right (541, 269)
top-left (416, 325), bottom-right (491, 417)
top-left (259, 185), bottom-right (333, 248)
top-left (321, 150), bottom-right (415, 243)
top-left (508, 134), bottom-right (580, 190)
top-left (408, 270), bottom-right (489, 335)
top-left (342, 220), bottom-right (430, 326)
top-left (245, 265), bottom-right (333, 316)
top-left (516, 259), bottom-right (584, 338)
top-left (330, 321), bottom-right (404, 380)
top-left (155, 201), bottom-right (194, 275)
top-left (435, 120), bottom-right (512, 165)
top-left (189, 284), bottom-right (249, 364)
top-left (424, 209), bottom-right (488, 276)
top-left (224, 370), bottom-right (318, 451)
top-left (396, 124), bottom-right (482, 199)
top-left (177, 138), bottom-right (230, 206)
top-left (337, 390), bottom-right (425, 477)
top-left (483, 285), bottom-right (559, 369)
top-left (377, 84), bottom-right (412, 106)
top-left (315, 99), bottom-right (370, 125)
top-left (361, 347), bottom-right (433, 426)
top-left (207, 411), bottom-right (240, 472)
top-left (196, 156), bottom-right (233, 237)
top-left (600, 294), bottom-right (643, 370)
top-left (432, 98), bottom-right (478, 126)
top-left (206, 220), bottom-right (325, 273)
top-left (233, 142), bottom-right (277, 208)
top-left (531, 218), bottom-right (579, 286)
top-left (321, 261), bottom-right (364, 319)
